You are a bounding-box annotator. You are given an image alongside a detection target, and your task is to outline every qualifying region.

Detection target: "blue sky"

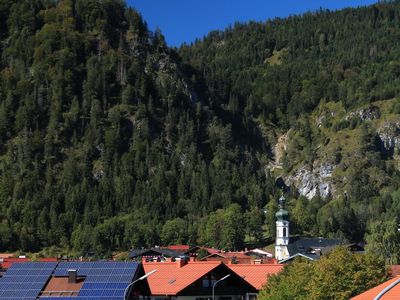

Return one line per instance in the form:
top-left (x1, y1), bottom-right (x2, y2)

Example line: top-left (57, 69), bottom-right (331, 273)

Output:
top-left (127, 0), bottom-right (378, 47)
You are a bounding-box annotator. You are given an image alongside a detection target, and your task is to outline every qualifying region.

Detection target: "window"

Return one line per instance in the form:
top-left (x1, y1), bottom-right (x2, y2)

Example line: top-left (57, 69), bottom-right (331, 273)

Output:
top-left (247, 293), bottom-right (258, 300)
top-left (203, 277), bottom-right (210, 288)
top-left (283, 227), bottom-right (287, 237)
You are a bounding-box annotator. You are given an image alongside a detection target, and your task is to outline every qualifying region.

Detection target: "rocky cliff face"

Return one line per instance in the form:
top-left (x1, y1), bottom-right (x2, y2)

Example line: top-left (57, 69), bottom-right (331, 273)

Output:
top-left (285, 163), bottom-right (335, 199)
top-left (267, 129), bottom-right (337, 200)
top-left (268, 132), bottom-right (289, 171)
top-left (345, 105), bottom-right (381, 122)
top-left (269, 102), bottom-right (400, 200)
top-left (378, 121), bottom-right (400, 152)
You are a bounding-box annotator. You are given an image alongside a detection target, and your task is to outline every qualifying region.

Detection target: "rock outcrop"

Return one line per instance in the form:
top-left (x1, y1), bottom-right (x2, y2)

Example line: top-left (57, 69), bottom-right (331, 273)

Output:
top-left (272, 132), bottom-right (290, 169)
top-left (377, 121), bottom-right (400, 151)
top-left (345, 105), bottom-right (380, 122)
top-left (285, 163), bottom-right (335, 199)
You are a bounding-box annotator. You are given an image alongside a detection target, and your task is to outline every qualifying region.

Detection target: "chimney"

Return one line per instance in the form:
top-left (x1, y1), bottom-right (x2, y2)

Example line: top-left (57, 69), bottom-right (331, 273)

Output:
top-left (189, 256), bottom-right (195, 262)
top-left (68, 269), bottom-right (77, 284)
top-left (176, 258), bottom-right (187, 268)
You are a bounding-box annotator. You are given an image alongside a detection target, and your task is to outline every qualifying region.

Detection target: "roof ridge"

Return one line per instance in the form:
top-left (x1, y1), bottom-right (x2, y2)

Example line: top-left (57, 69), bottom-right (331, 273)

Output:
top-left (229, 264), bottom-right (282, 266)
top-left (143, 261), bottom-right (222, 265)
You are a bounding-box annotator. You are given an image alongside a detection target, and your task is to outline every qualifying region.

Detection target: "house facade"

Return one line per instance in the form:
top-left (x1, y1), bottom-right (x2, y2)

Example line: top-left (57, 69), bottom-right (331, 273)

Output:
top-left (143, 260), bottom-right (256, 300)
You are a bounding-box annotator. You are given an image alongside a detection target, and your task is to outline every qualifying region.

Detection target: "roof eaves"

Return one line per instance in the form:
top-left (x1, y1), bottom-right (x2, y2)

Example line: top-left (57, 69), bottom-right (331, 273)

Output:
top-left (175, 262), bottom-right (224, 295)
top-left (278, 253), bottom-right (317, 264)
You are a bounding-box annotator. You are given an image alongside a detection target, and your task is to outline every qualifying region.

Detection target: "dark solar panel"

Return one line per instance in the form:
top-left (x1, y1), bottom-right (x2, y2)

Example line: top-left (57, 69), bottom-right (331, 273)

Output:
top-left (0, 262), bottom-right (58, 300)
top-left (38, 261), bottom-right (139, 300)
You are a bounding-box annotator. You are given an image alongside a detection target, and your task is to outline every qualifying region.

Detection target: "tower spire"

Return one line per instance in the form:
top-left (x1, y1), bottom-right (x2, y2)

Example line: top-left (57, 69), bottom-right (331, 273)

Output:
top-left (276, 194), bottom-right (288, 221)
top-left (275, 194), bottom-right (290, 261)
top-left (279, 194), bottom-right (285, 208)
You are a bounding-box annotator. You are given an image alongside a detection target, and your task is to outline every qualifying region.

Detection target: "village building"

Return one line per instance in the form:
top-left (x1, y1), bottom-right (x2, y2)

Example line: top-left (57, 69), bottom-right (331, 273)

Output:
top-left (244, 248), bottom-right (273, 259)
top-left (143, 260), bottom-right (257, 300)
top-left (0, 257), bottom-right (58, 278)
top-left (184, 246), bottom-right (221, 259)
top-left (0, 261), bottom-right (149, 300)
top-left (351, 276), bottom-right (400, 300)
top-left (199, 252), bottom-right (254, 264)
top-left (274, 195), bottom-right (346, 262)
top-left (199, 251), bottom-right (276, 265)
top-left (275, 195), bottom-right (290, 261)
top-left (0, 255), bottom-right (284, 300)
top-left (227, 264), bottom-right (284, 291)
top-left (129, 247), bottom-right (189, 262)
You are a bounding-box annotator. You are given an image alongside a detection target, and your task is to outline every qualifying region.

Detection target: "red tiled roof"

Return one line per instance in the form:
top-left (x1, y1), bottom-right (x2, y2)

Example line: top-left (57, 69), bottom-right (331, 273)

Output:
top-left (41, 277), bottom-right (85, 296)
top-left (0, 257), bottom-right (58, 269)
top-left (0, 258), bottom-right (30, 269)
top-left (228, 264), bottom-right (284, 290)
top-left (223, 252), bottom-right (251, 259)
top-left (351, 276), bottom-right (400, 300)
top-left (204, 247), bottom-right (220, 254)
top-left (143, 261), bottom-right (223, 295)
top-left (0, 254), bottom-right (14, 259)
top-left (39, 258), bottom-right (58, 262)
top-left (202, 252), bottom-right (250, 260)
top-left (166, 245), bottom-right (190, 251)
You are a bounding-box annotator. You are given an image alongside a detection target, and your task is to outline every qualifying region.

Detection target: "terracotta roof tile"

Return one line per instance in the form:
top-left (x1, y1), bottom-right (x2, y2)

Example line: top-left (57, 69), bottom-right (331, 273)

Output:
top-left (204, 247), bottom-right (220, 254)
top-left (167, 245), bottom-right (191, 251)
top-left (0, 258), bottom-right (30, 269)
top-left (228, 264), bottom-right (284, 290)
top-left (39, 258), bottom-right (58, 262)
top-left (223, 252), bottom-right (251, 259)
top-left (351, 276), bottom-right (400, 300)
top-left (0, 257), bottom-right (58, 269)
top-left (41, 277), bottom-right (85, 296)
top-left (143, 261), bottom-right (222, 295)
top-left (201, 252), bottom-right (250, 260)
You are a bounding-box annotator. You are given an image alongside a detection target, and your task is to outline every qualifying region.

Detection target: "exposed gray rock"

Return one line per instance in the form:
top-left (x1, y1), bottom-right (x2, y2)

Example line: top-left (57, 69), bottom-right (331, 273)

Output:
top-left (316, 111), bottom-right (335, 128)
top-left (378, 121), bottom-right (400, 151)
top-left (285, 163), bottom-right (335, 199)
top-left (345, 105), bottom-right (380, 122)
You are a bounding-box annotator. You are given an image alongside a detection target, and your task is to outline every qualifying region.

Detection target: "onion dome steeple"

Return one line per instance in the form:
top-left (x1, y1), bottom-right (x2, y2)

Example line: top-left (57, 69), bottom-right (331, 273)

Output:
top-left (275, 195), bottom-right (289, 221)
top-left (275, 194), bottom-right (290, 261)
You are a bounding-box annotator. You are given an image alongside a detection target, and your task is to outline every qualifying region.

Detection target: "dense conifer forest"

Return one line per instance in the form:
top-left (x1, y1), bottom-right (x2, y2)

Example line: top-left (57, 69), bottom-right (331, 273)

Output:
top-left (1, 0), bottom-right (400, 260)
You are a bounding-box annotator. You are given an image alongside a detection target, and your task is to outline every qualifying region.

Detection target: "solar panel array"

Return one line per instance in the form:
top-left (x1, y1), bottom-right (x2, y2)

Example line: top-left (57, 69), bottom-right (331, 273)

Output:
top-left (0, 262), bottom-right (58, 300)
top-left (0, 261), bottom-right (140, 300)
top-left (41, 261), bottom-right (139, 300)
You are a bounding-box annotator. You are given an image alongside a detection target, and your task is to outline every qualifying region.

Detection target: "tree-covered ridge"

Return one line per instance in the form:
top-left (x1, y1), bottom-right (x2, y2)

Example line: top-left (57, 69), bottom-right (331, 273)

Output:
top-left (180, 0), bottom-right (400, 263)
top-left (0, 0), bottom-right (272, 254)
top-left (180, 1), bottom-right (400, 126)
top-left (3, 0), bottom-right (400, 260)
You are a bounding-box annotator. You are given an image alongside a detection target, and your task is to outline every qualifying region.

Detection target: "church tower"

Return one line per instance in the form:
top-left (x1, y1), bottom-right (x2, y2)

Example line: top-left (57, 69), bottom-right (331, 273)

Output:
top-left (275, 195), bottom-right (290, 261)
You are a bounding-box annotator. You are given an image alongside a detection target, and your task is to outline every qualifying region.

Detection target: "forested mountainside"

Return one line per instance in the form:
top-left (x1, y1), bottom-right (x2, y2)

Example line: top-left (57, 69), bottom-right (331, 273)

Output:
top-left (1, 0), bottom-right (400, 259)
top-left (180, 0), bottom-right (400, 260)
top-left (0, 0), bottom-right (272, 254)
